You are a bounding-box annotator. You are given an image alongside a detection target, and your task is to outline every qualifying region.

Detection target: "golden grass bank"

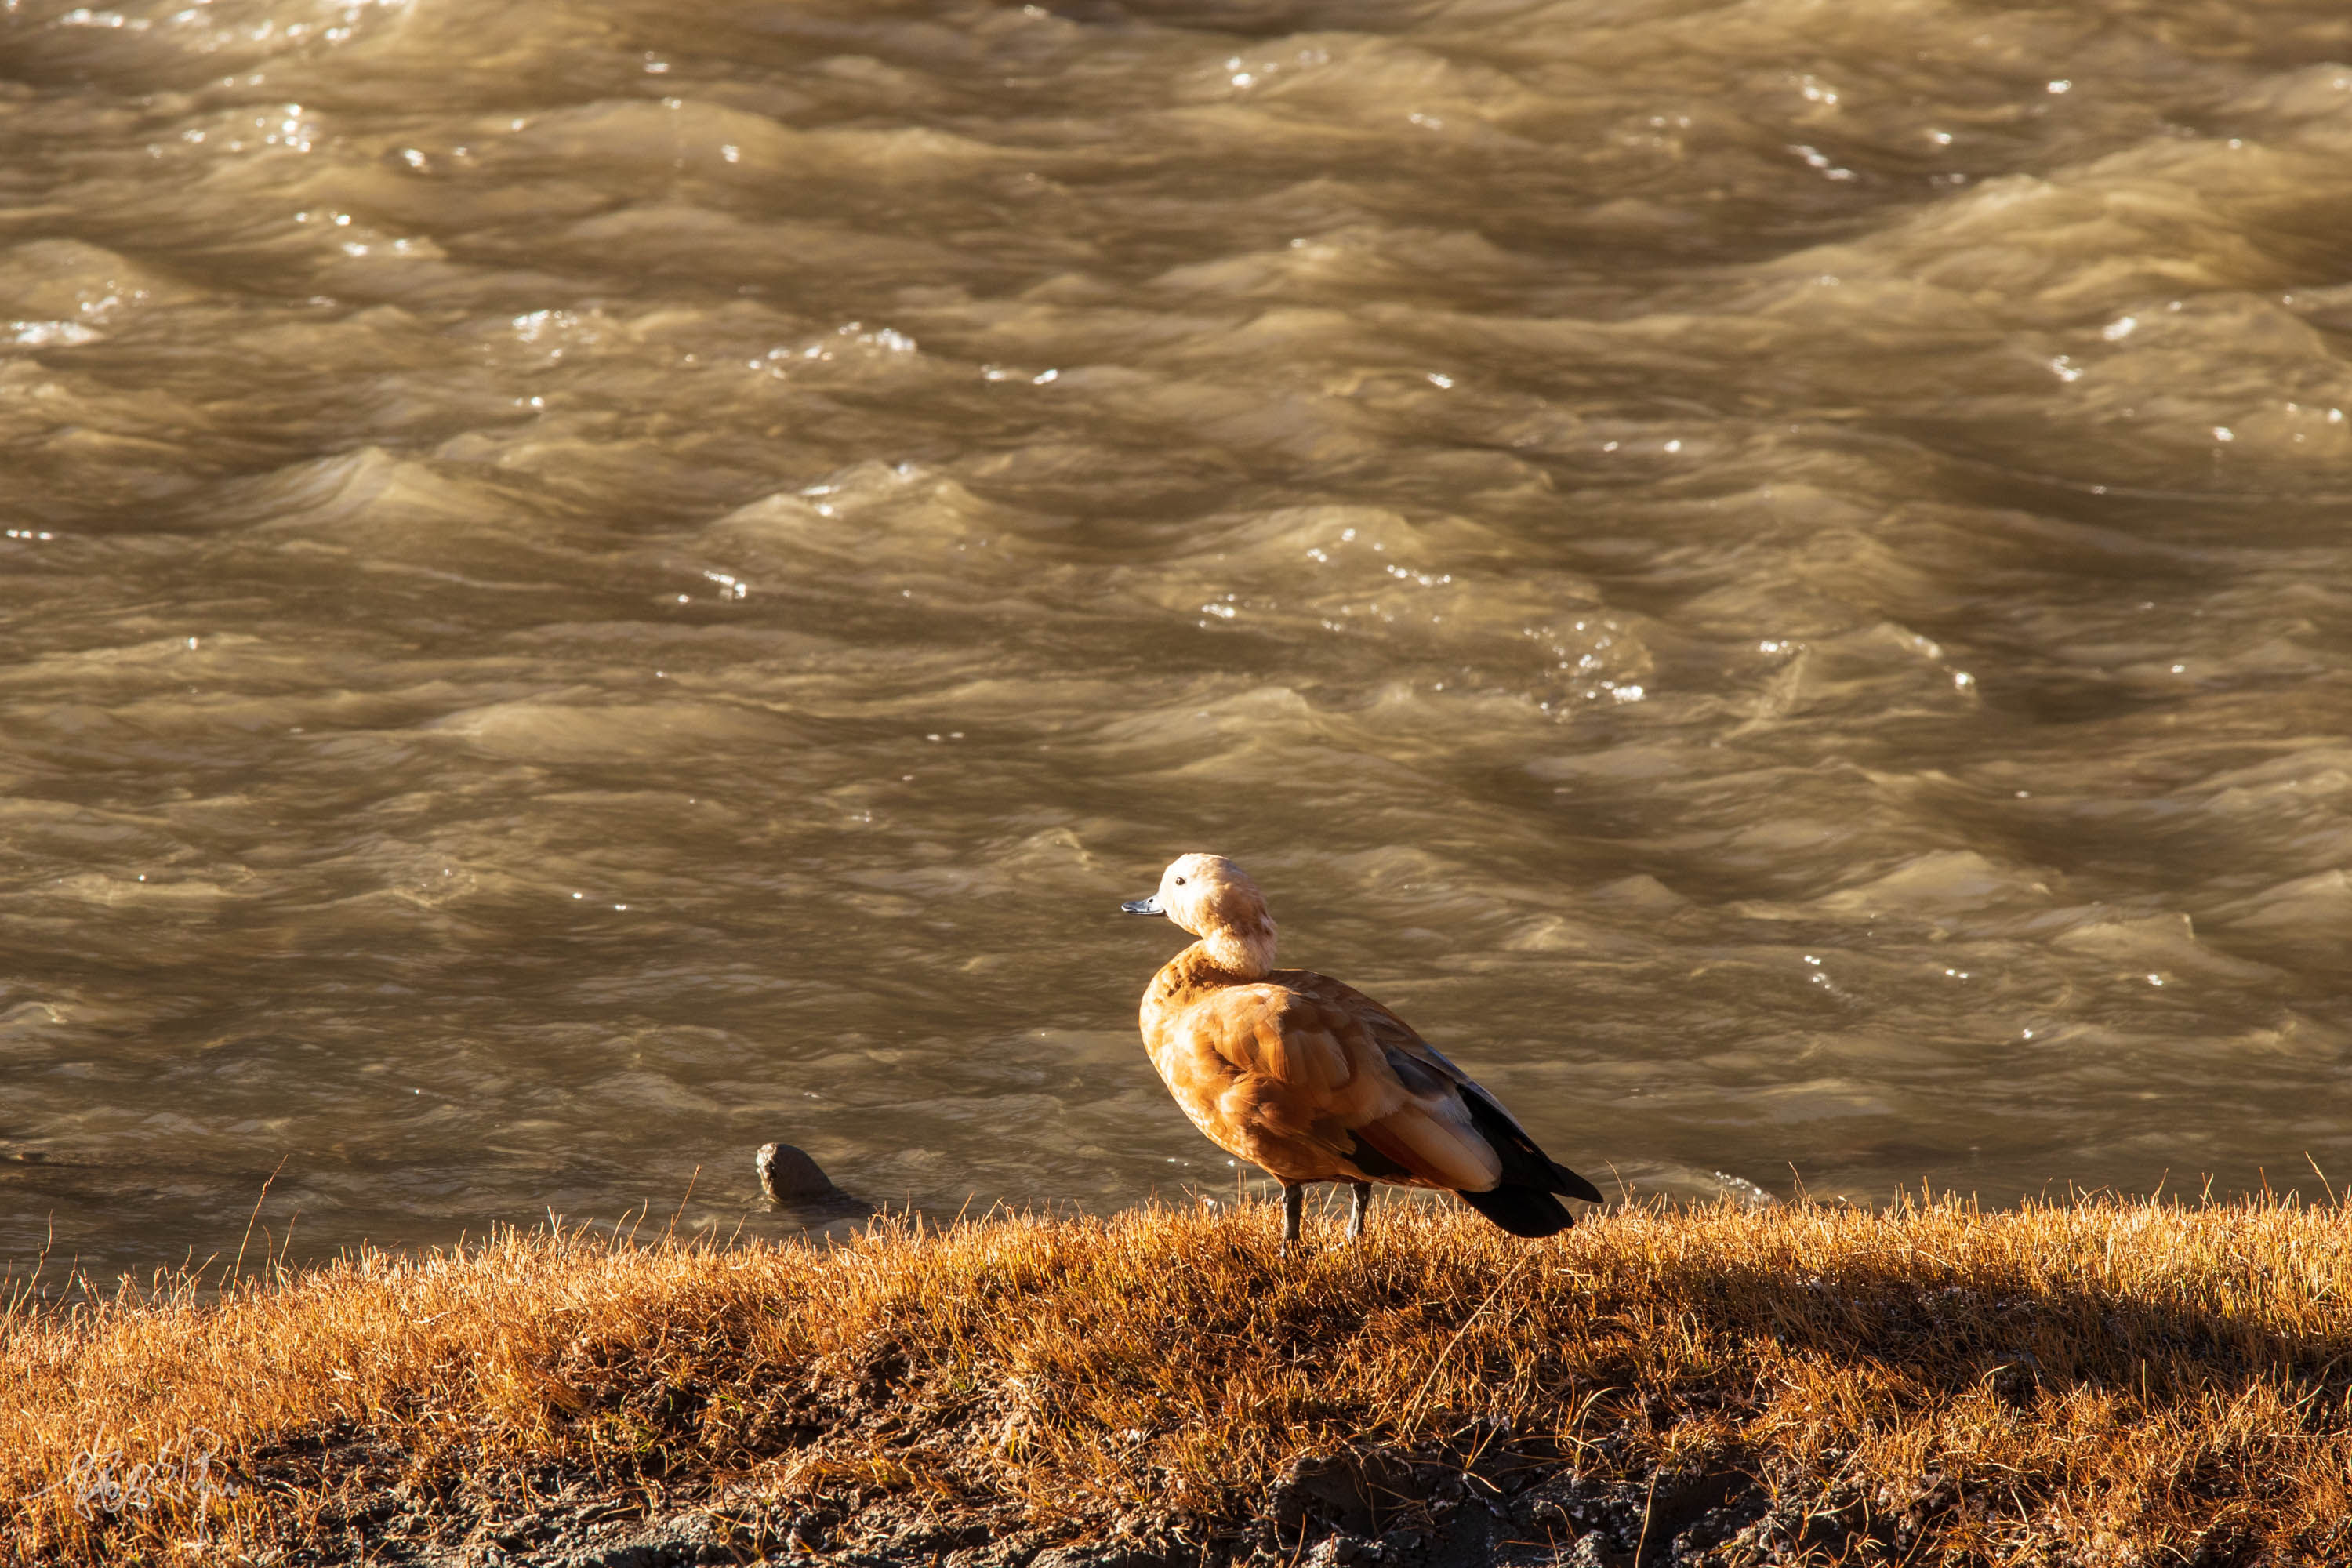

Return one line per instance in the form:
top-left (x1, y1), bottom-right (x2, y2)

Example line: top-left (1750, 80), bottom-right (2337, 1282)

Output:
top-left (5, 1196), bottom-right (2350, 1566)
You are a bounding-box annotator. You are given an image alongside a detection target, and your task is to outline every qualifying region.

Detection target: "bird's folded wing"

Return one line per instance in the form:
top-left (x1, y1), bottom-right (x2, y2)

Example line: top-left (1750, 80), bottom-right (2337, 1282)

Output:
top-left (1275, 971), bottom-right (1570, 1194)
top-left (1159, 988), bottom-right (1397, 1168)
top-left (1189, 981), bottom-right (1494, 1189)
top-left (1325, 984), bottom-right (1563, 1152)
top-left (1275, 971), bottom-right (1490, 1102)
top-left (1183, 986), bottom-right (1359, 1098)
top-left (1352, 1096), bottom-right (1506, 1190)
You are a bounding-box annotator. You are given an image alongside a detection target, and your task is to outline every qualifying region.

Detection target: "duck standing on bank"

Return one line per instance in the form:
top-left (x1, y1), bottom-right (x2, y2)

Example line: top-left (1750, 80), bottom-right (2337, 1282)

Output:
top-left (1123, 853), bottom-right (1603, 1243)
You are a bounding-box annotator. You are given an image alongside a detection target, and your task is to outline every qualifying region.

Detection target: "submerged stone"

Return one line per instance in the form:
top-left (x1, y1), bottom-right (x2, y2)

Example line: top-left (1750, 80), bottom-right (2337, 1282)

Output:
top-left (755, 1141), bottom-right (841, 1203)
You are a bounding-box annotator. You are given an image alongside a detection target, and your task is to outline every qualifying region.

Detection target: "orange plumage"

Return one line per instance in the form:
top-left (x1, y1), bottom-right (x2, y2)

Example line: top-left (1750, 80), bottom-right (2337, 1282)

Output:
top-left (1123, 853), bottom-right (1602, 1243)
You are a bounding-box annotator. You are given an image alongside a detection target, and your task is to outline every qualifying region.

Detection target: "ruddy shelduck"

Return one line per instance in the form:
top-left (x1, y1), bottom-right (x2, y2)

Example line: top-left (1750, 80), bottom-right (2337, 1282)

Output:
top-left (1123, 853), bottom-right (1603, 1243)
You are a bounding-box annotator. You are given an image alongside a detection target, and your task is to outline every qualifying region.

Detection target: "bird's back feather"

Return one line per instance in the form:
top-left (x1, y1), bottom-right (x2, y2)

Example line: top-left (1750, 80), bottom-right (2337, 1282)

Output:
top-left (1141, 949), bottom-right (1601, 1216)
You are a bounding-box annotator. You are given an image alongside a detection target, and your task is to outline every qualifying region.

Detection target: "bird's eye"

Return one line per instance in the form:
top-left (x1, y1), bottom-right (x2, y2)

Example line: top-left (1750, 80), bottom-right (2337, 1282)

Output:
top-left (1173, 877), bottom-right (1186, 887)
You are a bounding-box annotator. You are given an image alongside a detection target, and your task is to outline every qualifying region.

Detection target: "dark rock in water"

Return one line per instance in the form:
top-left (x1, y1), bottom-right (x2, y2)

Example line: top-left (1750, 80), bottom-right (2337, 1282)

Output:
top-left (756, 1141), bottom-right (844, 1203)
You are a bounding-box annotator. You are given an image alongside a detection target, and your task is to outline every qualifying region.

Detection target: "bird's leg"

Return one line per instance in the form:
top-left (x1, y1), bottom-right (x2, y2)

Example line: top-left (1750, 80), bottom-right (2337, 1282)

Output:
top-left (1279, 1181), bottom-right (1304, 1251)
top-left (1348, 1180), bottom-right (1373, 1240)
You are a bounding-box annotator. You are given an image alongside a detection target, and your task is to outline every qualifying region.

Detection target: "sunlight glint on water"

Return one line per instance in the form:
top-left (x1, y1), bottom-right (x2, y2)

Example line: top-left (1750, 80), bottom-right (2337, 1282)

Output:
top-left (3, 0), bottom-right (2351, 1280)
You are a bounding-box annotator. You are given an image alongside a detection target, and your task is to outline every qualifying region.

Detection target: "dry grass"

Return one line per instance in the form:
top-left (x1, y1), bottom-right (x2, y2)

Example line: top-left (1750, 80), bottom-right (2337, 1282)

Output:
top-left (5, 1192), bottom-right (2352, 1565)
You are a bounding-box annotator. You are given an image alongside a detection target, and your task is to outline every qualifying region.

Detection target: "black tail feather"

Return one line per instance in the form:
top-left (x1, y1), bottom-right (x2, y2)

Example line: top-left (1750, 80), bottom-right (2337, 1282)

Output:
top-left (1454, 1183), bottom-right (1575, 1238)
top-left (1551, 1160), bottom-right (1604, 1204)
top-left (1455, 1083), bottom-right (1605, 1206)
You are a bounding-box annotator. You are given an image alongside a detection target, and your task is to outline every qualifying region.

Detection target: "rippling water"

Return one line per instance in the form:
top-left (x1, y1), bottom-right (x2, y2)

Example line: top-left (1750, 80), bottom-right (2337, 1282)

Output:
top-left (5, 0), bottom-right (2351, 1282)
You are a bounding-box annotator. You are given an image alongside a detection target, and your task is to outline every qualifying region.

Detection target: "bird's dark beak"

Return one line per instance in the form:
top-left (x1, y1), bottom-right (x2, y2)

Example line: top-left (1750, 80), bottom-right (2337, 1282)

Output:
top-left (1121, 895), bottom-right (1166, 916)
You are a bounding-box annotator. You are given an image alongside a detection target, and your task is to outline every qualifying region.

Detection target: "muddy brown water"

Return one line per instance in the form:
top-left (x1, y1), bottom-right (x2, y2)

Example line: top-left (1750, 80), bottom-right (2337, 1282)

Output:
top-left (5, 0), bottom-right (2351, 1283)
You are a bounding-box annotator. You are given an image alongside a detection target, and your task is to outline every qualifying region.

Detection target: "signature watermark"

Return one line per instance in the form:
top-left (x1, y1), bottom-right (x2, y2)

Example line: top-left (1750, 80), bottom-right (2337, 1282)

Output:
top-left (46, 1429), bottom-right (241, 1537)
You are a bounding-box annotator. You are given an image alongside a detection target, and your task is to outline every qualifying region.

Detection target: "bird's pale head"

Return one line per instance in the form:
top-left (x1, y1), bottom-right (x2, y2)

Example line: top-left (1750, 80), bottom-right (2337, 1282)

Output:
top-left (1123, 852), bottom-right (1279, 977)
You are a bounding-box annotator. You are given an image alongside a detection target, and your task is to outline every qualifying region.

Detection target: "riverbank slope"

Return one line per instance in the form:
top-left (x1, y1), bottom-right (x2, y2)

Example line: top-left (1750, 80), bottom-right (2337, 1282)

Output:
top-left (6, 1194), bottom-right (2347, 1566)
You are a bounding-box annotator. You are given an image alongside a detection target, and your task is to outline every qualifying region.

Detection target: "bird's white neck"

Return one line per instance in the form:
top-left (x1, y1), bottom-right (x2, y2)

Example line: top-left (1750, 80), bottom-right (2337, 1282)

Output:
top-left (1198, 919), bottom-right (1277, 980)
